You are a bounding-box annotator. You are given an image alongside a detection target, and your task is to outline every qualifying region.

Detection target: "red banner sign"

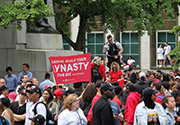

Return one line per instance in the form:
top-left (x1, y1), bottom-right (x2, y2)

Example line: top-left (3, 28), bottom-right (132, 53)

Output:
top-left (49, 53), bottom-right (91, 84)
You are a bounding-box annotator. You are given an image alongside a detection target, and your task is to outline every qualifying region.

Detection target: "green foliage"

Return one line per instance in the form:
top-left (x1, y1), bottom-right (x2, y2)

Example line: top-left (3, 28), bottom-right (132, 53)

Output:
top-left (0, 0), bottom-right (54, 30)
top-left (168, 25), bottom-right (180, 71)
top-left (54, 0), bottom-right (180, 50)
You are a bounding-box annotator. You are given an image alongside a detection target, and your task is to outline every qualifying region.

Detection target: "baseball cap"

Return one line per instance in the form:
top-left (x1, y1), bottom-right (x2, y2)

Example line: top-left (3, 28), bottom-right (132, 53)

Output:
top-left (0, 85), bottom-right (8, 92)
top-left (100, 83), bottom-right (115, 92)
top-left (44, 85), bottom-right (52, 90)
top-left (26, 86), bottom-right (41, 95)
top-left (176, 76), bottom-right (180, 79)
top-left (29, 114), bottom-right (45, 125)
top-left (54, 88), bottom-right (64, 98)
top-left (8, 92), bottom-right (17, 101)
top-left (0, 97), bottom-right (10, 107)
top-left (139, 71), bottom-right (146, 78)
top-left (124, 83), bottom-right (135, 91)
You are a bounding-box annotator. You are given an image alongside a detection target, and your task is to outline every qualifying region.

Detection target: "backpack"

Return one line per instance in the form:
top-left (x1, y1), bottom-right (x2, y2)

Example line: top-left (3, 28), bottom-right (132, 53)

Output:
top-left (0, 116), bottom-right (7, 125)
top-left (33, 102), bottom-right (54, 125)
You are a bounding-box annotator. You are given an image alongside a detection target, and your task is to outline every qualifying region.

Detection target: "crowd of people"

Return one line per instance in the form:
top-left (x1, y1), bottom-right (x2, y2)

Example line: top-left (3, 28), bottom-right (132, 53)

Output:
top-left (0, 58), bottom-right (180, 125)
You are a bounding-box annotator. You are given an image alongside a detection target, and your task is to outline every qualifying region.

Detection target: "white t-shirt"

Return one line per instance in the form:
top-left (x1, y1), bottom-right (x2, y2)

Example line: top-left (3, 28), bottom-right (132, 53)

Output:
top-left (26, 101), bottom-right (47, 125)
top-left (147, 106), bottom-right (158, 119)
top-left (164, 45), bottom-right (171, 55)
top-left (127, 59), bottom-right (135, 65)
top-left (58, 108), bottom-right (87, 125)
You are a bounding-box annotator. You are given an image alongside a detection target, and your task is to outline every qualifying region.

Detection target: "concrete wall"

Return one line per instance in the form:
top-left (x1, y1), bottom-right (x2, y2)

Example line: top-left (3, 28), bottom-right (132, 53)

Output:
top-left (0, 49), bottom-right (83, 82)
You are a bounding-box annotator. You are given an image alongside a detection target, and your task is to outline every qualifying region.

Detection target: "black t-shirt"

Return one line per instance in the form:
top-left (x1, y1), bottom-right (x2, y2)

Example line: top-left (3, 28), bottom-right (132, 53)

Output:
top-left (10, 101), bottom-right (26, 125)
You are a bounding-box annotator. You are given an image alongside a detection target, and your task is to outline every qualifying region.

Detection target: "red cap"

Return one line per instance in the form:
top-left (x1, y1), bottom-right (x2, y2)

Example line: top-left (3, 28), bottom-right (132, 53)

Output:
top-left (8, 92), bottom-right (17, 101)
top-left (44, 85), bottom-right (52, 90)
top-left (54, 88), bottom-right (63, 98)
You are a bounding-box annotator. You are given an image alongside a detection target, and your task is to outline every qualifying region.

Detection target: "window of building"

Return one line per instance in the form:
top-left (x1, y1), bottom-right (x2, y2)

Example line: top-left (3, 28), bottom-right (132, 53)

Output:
top-left (86, 32), bottom-right (104, 59)
top-left (156, 31), bottom-right (176, 65)
top-left (120, 32), bottom-right (140, 65)
top-left (63, 37), bottom-right (70, 50)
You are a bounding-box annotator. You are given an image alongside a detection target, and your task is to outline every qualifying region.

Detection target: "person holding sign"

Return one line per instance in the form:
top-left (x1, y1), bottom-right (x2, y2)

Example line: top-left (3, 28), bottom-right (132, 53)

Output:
top-left (91, 56), bottom-right (106, 83)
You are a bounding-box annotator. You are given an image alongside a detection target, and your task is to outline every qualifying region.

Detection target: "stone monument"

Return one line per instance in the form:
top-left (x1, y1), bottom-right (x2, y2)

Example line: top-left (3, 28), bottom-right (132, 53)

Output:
top-left (0, 0), bottom-right (82, 82)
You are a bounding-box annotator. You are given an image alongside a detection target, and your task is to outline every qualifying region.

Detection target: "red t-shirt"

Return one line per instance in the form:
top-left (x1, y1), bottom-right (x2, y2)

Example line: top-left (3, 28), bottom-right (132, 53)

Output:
top-left (109, 70), bottom-right (122, 82)
top-left (112, 96), bottom-right (122, 109)
top-left (109, 70), bottom-right (125, 88)
top-left (87, 94), bottom-right (101, 124)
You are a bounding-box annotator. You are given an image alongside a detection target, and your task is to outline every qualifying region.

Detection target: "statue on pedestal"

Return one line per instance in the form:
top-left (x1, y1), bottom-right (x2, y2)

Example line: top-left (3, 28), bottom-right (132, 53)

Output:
top-left (27, 0), bottom-right (59, 34)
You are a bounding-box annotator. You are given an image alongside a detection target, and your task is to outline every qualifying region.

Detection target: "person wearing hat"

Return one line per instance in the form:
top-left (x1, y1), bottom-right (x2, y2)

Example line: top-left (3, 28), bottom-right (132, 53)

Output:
top-left (10, 89), bottom-right (27, 125)
top-left (134, 71), bottom-right (148, 95)
top-left (175, 76), bottom-right (180, 84)
top-left (123, 65), bottom-right (137, 84)
top-left (134, 87), bottom-right (167, 125)
top-left (91, 56), bottom-right (106, 83)
top-left (48, 88), bottom-right (64, 115)
top-left (0, 85), bottom-right (9, 99)
top-left (124, 83), bottom-right (141, 125)
top-left (25, 86), bottom-right (47, 125)
top-left (29, 114), bottom-right (45, 125)
top-left (92, 83), bottom-right (115, 125)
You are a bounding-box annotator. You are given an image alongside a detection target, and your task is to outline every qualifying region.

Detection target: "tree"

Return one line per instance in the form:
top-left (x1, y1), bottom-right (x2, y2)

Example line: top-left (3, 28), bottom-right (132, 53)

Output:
top-left (54, 0), bottom-right (180, 51)
top-left (0, 0), bottom-right (53, 30)
top-left (168, 25), bottom-right (180, 71)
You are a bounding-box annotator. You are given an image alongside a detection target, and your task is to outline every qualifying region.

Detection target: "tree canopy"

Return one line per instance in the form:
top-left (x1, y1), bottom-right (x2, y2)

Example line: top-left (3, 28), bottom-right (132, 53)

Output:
top-left (169, 25), bottom-right (180, 71)
top-left (54, 0), bottom-right (180, 51)
top-left (0, 0), bottom-right (53, 30)
top-left (0, 0), bottom-right (179, 52)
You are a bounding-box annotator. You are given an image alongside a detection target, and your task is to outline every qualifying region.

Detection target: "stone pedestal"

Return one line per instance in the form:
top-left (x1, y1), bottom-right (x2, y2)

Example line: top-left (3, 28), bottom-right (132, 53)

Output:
top-left (26, 33), bottom-right (63, 50)
top-left (0, 49), bottom-right (83, 82)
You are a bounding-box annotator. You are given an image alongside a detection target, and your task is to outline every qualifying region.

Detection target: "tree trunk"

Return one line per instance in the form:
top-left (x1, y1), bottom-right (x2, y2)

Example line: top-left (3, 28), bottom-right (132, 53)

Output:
top-left (60, 16), bottom-right (87, 52)
top-left (74, 16), bottom-right (87, 51)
